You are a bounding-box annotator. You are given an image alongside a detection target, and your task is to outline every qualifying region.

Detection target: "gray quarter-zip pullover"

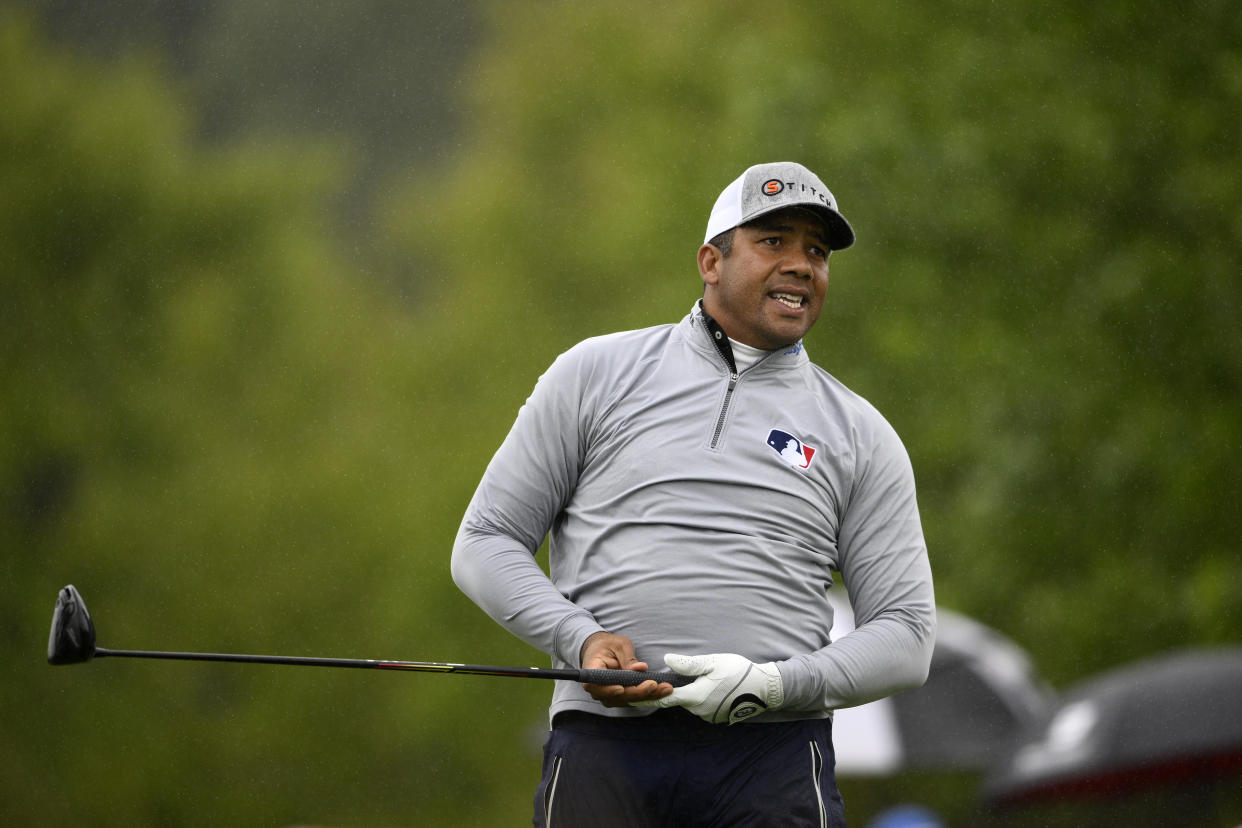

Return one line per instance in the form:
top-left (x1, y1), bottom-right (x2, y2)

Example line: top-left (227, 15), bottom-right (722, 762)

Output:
top-left (452, 303), bottom-right (935, 723)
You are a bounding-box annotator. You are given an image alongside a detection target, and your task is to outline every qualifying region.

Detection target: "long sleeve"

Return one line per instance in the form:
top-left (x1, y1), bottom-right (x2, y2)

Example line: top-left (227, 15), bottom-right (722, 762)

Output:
top-left (450, 347), bottom-right (607, 668)
top-left (777, 416), bottom-right (936, 711)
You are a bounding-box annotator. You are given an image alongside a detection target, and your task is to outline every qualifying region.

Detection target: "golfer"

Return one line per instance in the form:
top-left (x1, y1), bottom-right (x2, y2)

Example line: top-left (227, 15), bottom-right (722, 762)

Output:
top-left (452, 161), bottom-right (935, 827)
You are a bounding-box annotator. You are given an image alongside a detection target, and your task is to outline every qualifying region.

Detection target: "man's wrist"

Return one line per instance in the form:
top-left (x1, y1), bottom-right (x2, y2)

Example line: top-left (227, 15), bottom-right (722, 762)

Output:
top-left (553, 612), bottom-right (608, 668)
top-left (579, 630), bottom-right (610, 665)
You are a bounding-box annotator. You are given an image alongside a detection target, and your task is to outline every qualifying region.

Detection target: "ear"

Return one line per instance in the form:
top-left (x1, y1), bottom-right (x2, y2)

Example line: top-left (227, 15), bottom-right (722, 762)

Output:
top-left (698, 243), bottom-right (723, 287)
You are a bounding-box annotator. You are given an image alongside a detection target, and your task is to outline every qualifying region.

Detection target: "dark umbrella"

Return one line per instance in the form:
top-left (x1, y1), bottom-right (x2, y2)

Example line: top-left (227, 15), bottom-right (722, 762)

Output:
top-left (829, 594), bottom-right (1053, 775)
top-left (983, 647), bottom-right (1242, 806)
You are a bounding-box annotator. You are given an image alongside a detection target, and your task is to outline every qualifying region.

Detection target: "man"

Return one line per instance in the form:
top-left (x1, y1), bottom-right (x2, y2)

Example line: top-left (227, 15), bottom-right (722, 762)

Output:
top-left (452, 161), bottom-right (935, 826)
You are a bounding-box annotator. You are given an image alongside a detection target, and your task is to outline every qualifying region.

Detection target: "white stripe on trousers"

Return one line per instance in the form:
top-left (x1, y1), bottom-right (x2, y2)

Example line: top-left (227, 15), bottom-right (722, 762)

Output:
top-left (543, 755), bottom-right (564, 827)
top-left (809, 740), bottom-right (828, 828)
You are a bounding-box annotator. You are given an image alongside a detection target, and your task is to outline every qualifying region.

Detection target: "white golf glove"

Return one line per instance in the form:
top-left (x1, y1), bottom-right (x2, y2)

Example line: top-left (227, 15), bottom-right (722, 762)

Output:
top-left (634, 653), bottom-right (784, 725)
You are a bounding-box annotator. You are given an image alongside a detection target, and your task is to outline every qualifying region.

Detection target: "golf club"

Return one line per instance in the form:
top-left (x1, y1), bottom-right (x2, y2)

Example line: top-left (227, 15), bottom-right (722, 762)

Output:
top-left (47, 584), bottom-right (692, 687)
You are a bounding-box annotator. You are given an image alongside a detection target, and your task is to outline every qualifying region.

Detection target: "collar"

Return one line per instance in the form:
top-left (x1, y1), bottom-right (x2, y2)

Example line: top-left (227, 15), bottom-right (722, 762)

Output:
top-left (695, 300), bottom-right (738, 373)
top-left (688, 300), bottom-right (808, 374)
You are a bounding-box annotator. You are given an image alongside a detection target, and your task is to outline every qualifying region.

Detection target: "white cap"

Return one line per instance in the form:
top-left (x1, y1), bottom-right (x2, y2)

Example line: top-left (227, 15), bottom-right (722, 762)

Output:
top-left (703, 161), bottom-right (855, 250)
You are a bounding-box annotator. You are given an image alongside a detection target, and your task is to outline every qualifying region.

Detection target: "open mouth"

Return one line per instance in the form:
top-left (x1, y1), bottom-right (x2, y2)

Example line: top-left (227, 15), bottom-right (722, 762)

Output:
top-left (770, 292), bottom-right (806, 310)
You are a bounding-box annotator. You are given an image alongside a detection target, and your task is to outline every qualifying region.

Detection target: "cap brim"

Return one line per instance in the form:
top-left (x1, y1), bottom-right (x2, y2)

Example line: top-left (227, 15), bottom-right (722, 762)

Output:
top-left (744, 203), bottom-right (855, 251)
top-left (823, 210), bottom-right (855, 250)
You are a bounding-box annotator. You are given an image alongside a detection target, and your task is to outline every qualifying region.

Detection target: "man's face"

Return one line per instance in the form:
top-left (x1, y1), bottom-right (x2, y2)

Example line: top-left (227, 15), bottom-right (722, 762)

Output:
top-left (699, 208), bottom-right (831, 350)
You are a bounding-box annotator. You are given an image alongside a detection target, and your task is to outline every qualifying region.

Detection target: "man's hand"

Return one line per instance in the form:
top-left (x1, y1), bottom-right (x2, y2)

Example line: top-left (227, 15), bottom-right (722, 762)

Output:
top-left (579, 632), bottom-right (675, 708)
top-left (633, 653), bottom-right (784, 724)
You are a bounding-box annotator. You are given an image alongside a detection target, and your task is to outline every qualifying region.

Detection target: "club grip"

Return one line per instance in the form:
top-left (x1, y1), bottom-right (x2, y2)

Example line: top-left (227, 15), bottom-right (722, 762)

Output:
top-left (578, 668), bottom-right (695, 687)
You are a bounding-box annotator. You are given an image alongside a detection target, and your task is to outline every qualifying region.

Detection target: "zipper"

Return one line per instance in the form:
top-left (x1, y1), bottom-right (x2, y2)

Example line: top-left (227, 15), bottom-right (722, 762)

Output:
top-left (710, 370), bottom-right (740, 449)
top-left (697, 309), bottom-right (786, 449)
top-left (699, 313), bottom-right (741, 450)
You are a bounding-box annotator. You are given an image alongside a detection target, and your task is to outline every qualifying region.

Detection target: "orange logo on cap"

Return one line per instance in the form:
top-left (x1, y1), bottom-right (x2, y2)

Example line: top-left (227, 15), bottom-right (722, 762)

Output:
top-left (763, 179), bottom-right (784, 196)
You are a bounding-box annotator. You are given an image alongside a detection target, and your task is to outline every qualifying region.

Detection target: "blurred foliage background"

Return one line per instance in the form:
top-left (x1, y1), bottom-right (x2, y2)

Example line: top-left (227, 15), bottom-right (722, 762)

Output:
top-left (3, 1), bottom-right (1240, 825)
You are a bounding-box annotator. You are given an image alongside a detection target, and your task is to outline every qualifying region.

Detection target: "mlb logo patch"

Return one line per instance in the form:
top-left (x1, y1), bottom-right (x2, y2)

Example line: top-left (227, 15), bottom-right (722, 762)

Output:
top-left (766, 429), bottom-right (816, 469)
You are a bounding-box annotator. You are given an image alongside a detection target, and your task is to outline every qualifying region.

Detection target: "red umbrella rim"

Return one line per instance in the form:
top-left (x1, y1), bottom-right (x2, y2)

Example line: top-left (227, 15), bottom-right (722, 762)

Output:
top-left (990, 748), bottom-right (1242, 807)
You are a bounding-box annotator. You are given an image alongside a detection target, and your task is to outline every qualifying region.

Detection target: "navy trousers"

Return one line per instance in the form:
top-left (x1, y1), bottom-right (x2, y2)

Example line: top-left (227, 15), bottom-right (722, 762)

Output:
top-left (533, 709), bottom-right (846, 827)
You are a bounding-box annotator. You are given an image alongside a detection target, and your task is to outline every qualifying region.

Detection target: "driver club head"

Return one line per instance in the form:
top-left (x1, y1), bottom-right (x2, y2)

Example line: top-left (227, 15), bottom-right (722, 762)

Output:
top-left (48, 584), bottom-right (98, 665)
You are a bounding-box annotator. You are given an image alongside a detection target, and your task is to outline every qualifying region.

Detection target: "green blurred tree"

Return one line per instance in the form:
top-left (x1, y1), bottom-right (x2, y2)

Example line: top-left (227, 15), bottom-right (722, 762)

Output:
top-left (1, 12), bottom-right (541, 826)
top-left (14, 0), bottom-right (480, 277)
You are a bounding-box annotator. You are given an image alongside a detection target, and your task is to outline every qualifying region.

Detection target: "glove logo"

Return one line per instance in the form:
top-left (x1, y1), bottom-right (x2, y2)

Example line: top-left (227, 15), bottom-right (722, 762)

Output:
top-left (727, 694), bottom-right (767, 724)
top-left (766, 429), bottom-right (816, 469)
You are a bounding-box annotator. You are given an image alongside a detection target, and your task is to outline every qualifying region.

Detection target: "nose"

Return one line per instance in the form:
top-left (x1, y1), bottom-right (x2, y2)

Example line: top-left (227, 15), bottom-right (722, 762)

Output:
top-left (780, 247), bottom-right (815, 279)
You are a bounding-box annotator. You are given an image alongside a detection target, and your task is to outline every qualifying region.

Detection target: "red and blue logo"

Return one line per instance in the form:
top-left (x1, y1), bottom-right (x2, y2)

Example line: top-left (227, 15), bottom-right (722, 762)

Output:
top-left (767, 429), bottom-right (816, 469)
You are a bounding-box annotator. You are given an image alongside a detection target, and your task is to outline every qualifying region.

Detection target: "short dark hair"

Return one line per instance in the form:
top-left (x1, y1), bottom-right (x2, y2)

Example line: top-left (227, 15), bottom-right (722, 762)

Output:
top-left (707, 228), bottom-right (735, 258)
